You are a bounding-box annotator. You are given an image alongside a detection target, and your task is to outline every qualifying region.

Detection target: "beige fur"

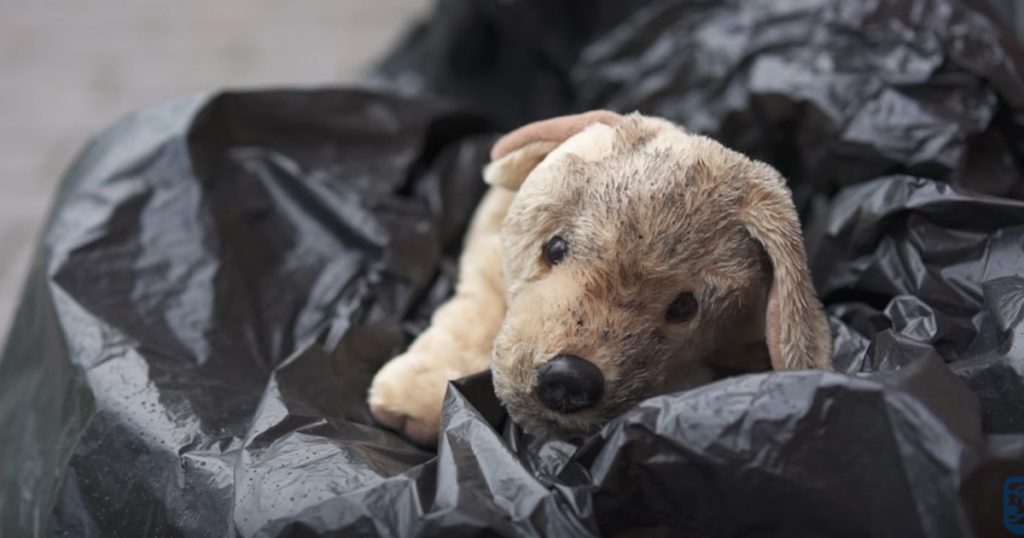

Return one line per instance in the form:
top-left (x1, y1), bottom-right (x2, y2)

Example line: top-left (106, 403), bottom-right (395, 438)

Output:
top-left (368, 112), bottom-right (831, 445)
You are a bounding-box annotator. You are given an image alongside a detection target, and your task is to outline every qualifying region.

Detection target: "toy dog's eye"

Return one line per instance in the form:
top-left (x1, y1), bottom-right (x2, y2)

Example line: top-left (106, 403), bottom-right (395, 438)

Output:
top-left (543, 236), bottom-right (568, 265)
top-left (665, 292), bottom-right (698, 323)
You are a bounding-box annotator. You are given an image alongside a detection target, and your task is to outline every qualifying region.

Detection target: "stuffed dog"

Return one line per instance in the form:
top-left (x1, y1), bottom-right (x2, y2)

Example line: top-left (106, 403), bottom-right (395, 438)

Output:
top-left (368, 111), bottom-right (831, 445)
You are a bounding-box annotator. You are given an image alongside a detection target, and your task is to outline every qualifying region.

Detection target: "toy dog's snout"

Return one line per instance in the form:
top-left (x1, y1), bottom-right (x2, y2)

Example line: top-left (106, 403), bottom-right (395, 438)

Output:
top-left (535, 354), bottom-right (605, 413)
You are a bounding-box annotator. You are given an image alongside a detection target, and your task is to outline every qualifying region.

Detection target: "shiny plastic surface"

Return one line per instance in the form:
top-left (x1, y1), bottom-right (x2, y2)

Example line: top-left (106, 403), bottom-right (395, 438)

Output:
top-left (3, 0), bottom-right (1024, 535)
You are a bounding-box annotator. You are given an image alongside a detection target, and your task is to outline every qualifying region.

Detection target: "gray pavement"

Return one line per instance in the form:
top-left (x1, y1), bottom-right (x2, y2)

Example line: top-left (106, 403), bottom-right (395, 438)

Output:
top-left (0, 1), bottom-right (429, 340)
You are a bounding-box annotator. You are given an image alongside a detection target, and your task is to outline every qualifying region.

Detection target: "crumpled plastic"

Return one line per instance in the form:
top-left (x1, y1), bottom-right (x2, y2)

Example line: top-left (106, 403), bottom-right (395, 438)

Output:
top-left (2, 0), bottom-right (1024, 536)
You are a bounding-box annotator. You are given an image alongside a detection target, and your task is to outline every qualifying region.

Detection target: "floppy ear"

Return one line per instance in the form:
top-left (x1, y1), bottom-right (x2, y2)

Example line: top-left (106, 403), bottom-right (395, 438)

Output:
top-left (740, 177), bottom-right (832, 370)
top-left (483, 110), bottom-right (622, 190)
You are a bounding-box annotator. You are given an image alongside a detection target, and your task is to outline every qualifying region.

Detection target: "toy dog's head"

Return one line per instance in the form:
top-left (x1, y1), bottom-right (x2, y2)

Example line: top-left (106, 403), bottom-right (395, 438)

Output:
top-left (484, 111), bottom-right (831, 439)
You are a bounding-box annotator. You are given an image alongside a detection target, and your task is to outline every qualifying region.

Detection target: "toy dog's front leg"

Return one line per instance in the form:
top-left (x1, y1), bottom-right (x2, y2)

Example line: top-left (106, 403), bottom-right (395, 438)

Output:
top-left (368, 188), bottom-right (513, 445)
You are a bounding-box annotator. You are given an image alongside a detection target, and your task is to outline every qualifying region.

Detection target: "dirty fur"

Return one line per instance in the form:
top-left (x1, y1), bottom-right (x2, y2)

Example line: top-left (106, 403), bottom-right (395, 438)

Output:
top-left (367, 112), bottom-right (831, 445)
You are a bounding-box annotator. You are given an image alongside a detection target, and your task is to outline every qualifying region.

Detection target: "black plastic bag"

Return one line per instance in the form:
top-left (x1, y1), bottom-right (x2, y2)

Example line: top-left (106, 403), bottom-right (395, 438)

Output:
top-left (3, 0), bottom-right (1024, 536)
top-left (378, 0), bottom-right (1024, 202)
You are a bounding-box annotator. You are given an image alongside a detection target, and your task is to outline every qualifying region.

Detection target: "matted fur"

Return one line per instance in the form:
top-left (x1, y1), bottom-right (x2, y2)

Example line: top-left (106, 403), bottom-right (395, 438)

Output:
top-left (368, 112), bottom-right (831, 445)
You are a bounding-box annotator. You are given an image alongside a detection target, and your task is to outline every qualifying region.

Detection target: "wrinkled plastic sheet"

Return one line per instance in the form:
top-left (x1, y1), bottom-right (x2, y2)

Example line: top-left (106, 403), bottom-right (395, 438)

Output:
top-left (2, 0), bottom-right (1024, 536)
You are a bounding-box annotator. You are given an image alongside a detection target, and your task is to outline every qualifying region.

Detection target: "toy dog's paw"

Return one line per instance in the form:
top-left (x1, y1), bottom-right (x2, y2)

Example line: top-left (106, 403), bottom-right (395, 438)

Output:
top-left (367, 402), bottom-right (440, 447)
top-left (367, 352), bottom-right (451, 446)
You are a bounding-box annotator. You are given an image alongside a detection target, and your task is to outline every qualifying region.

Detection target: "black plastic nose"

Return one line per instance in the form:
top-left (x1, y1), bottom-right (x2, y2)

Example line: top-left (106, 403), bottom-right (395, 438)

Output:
top-left (536, 355), bottom-right (605, 413)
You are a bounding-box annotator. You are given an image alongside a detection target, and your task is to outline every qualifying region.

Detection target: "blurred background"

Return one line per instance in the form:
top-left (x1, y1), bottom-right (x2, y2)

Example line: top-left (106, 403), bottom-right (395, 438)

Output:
top-left (0, 0), bottom-right (429, 338)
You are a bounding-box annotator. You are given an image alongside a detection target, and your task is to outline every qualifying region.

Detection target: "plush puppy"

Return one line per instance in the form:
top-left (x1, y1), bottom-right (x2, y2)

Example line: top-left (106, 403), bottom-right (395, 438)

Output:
top-left (368, 111), bottom-right (831, 445)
